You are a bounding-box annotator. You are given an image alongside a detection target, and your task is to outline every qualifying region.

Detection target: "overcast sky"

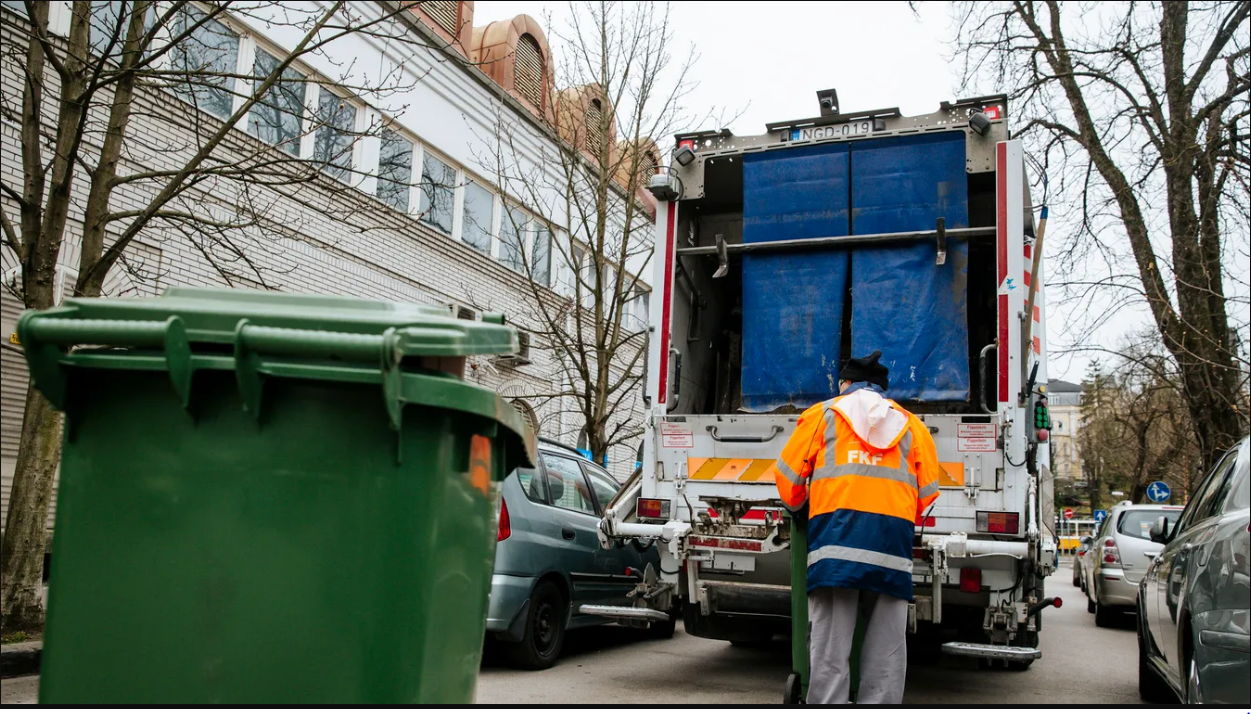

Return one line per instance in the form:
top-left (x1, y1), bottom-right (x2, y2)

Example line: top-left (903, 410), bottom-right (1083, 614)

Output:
top-left (471, 1), bottom-right (1165, 383)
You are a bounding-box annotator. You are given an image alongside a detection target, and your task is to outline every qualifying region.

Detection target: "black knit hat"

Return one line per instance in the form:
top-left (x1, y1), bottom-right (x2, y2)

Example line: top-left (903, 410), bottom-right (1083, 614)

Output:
top-left (840, 350), bottom-right (889, 390)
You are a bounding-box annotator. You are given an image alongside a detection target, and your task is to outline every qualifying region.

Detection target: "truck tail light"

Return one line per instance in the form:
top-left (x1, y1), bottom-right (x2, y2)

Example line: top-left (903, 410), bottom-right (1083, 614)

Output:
top-left (1102, 538), bottom-right (1120, 564)
top-left (636, 498), bottom-right (671, 521)
top-left (915, 515), bottom-right (936, 527)
top-left (975, 511), bottom-right (1020, 534)
top-left (498, 498), bottom-right (511, 542)
top-left (960, 568), bottom-right (982, 593)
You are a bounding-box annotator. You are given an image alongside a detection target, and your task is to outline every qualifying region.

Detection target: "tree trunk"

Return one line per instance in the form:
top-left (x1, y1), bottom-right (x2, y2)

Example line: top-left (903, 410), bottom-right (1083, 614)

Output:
top-left (0, 386), bottom-right (63, 634)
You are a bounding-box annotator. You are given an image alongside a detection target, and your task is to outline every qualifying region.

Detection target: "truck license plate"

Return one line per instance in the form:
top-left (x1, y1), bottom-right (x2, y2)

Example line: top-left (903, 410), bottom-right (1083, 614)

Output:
top-left (711, 553), bottom-right (756, 572)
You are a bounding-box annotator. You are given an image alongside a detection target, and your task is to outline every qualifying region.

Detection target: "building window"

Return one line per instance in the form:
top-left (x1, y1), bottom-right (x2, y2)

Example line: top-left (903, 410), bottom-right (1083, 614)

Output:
top-left (314, 88), bottom-right (357, 180)
top-left (586, 98), bottom-right (604, 157)
top-left (424, 0), bottom-right (459, 35)
top-left (167, 5), bottom-right (239, 119)
top-left (461, 180), bottom-right (494, 255)
top-left (249, 48), bottom-right (306, 155)
top-left (376, 129), bottom-right (413, 212)
top-left (511, 399), bottom-right (540, 437)
top-left (499, 206), bottom-right (527, 273)
top-left (515, 34), bottom-right (544, 108)
top-left (531, 224), bottom-right (552, 286)
top-left (88, 1), bottom-right (128, 61)
top-left (639, 150), bottom-right (658, 186)
top-left (418, 152), bottom-right (456, 234)
top-left (626, 290), bottom-right (650, 329)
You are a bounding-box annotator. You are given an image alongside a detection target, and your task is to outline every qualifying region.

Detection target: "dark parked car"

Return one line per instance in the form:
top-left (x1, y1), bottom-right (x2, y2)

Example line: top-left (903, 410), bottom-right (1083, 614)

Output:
top-left (1072, 535), bottom-right (1093, 588)
top-left (1137, 436), bottom-right (1250, 704)
top-left (485, 440), bottom-right (673, 669)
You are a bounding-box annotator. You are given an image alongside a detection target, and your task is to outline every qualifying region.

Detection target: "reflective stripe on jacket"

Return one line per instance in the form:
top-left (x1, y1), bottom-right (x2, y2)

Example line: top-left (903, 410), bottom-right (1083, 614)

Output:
top-left (771, 388), bottom-right (941, 600)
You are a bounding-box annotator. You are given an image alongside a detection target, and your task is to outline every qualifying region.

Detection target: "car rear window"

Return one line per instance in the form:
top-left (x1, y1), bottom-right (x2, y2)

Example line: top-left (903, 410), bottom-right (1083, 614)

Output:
top-left (516, 467), bottom-right (547, 503)
top-left (1117, 510), bottom-right (1181, 540)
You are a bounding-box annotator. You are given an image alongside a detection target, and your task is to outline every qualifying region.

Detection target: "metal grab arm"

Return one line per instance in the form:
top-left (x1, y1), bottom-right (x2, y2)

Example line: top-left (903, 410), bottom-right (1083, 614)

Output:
top-left (707, 425), bottom-right (785, 443)
top-left (978, 343), bottom-right (997, 414)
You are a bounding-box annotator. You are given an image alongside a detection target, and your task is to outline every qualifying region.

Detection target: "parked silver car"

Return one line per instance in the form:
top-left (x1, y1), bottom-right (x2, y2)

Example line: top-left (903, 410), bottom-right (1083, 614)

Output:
top-left (485, 440), bottom-right (672, 669)
top-left (1086, 503), bottom-right (1184, 627)
top-left (1138, 436), bottom-right (1250, 704)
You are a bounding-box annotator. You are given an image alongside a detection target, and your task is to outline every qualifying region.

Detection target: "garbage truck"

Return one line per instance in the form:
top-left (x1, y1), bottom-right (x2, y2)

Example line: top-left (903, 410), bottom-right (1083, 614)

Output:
top-left (592, 90), bottom-right (1060, 667)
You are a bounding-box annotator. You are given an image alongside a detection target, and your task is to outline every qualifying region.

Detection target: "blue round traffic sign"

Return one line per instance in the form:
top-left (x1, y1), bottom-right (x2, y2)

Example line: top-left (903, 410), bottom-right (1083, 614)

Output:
top-left (1146, 481), bottom-right (1172, 503)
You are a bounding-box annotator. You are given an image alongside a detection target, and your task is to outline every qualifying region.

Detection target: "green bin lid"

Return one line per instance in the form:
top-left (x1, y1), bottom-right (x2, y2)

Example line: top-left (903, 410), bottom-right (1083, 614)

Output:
top-left (18, 287), bottom-right (536, 469)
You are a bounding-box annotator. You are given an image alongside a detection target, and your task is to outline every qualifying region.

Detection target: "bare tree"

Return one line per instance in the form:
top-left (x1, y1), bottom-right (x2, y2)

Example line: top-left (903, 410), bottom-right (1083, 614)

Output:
top-left (472, 1), bottom-right (710, 464)
top-left (0, 0), bottom-right (462, 634)
top-left (1078, 333), bottom-right (1203, 511)
top-left (949, 1), bottom-right (1250, 474)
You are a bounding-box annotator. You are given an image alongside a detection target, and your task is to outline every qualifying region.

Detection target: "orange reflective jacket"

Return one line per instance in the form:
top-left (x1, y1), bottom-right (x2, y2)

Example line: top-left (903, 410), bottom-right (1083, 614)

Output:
top-left (771, 388), bottom-right (941, 599)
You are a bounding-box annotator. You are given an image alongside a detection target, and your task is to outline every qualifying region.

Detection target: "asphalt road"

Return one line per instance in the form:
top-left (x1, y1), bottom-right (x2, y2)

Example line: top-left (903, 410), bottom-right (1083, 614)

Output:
top-left (0, 564), bottom-right (1143, 705)
top-left (475, 563), bottom-right (1144, 705)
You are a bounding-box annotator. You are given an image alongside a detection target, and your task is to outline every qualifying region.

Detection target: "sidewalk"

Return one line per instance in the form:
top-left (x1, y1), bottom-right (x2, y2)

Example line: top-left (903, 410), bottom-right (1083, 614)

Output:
top-left (0, 640), bottom-right (42, 680)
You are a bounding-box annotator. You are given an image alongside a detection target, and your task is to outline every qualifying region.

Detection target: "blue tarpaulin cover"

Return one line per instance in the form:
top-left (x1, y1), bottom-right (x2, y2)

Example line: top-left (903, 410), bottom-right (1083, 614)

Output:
top-left (741, 144), bottom-right (850, 411)
top-left (849, 132), bottom-right (970, 401)
top-left (739, 131), bottom-right (971, 409)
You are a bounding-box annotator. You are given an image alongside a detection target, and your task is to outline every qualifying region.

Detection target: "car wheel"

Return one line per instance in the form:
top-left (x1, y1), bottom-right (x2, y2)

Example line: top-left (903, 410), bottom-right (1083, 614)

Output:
top-left (1137, 619), bottom-right (1173, 703)
top-left (1072, 569), bottom-right (1081, 588)
top-left (503, 580), bottom-right (567, 670)
top-left (649, 608), bottom-right (677, 639)
top-left (1094, 599), bottom-right (1117, 628)
top-left (1087, 587), bottom-right (1096, 614)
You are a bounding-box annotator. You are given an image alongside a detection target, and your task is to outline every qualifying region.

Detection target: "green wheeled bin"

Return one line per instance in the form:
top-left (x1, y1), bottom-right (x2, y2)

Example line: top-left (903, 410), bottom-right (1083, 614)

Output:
top-left (783, 514), bottom-right (866, 705)
top-left (21, 287), bottom-right (536, 704)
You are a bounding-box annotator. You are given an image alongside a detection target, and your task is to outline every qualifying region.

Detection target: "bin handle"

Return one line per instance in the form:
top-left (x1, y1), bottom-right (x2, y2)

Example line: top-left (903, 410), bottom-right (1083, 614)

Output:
top-left (18, 314), bottom-right (193, 410)
top-left (707, 425), bottom-right (784, 443)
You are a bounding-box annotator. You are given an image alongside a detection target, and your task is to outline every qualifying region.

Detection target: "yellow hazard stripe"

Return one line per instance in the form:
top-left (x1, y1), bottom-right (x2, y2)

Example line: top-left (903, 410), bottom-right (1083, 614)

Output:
top-left (691, 458), bottom-right (731, 480)
top-left (688, 458), bottom-right (780, 482)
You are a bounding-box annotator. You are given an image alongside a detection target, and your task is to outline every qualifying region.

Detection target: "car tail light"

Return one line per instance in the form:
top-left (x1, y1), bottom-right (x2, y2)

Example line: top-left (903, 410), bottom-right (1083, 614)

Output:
top-left (497, 498), bottom-right (511, 542)
top-left (1102, 537), bottom-right (1120, 564)
top-left (636, 498), bottom-right (671, 521)
top-left (960, 568), bottom-right (982, 593)
top-left (975, 511), bottom-right (1020, 534)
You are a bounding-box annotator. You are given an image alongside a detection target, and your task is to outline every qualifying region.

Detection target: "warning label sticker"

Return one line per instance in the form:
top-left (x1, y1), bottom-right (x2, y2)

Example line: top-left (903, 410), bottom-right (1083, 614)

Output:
top-left (660, 422), bottom-right (694, 449)
top-left (958, 437), bottom-right (997, 453)
top-left (958, 423), bottom-right (997, 452)
top-left (958, 423), bottom-right (997, 438)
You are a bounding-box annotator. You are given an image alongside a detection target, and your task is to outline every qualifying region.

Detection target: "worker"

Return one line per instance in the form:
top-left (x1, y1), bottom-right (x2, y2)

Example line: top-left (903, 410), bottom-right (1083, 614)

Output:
top-left (771, 350), bottom-right (940, 704)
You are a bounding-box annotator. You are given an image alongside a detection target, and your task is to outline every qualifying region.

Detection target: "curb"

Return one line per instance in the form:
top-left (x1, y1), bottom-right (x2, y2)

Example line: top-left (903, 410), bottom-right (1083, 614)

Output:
top-left (0, 640), bottom-right (42, 679)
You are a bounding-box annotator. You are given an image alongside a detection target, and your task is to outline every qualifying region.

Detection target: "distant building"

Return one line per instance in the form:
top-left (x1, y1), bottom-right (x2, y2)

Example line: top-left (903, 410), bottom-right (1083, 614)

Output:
top-left (1048, 379), bottom-right (1084, 487)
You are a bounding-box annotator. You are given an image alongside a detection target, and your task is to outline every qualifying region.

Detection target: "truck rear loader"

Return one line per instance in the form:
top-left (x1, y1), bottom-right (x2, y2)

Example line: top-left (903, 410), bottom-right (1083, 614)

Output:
top-left (593, 90), bottom-right (1059, 667)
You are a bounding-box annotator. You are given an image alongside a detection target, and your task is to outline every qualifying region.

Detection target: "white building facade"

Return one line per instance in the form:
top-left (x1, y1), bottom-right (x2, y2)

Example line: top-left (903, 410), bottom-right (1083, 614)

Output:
top-left (0, 0), bottom-right (653, 526)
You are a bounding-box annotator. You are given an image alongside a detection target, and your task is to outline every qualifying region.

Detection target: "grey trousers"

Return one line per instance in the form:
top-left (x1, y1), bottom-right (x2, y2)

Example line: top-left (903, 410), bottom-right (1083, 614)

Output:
top-left (808, 587), bottom-right (908, 705)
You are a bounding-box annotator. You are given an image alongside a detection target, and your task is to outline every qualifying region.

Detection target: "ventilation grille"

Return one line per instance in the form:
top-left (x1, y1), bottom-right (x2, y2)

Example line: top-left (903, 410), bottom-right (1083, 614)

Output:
top-left (515, 34), bottom-right (543, 108)
top-left (424, 0), bottom-right (458, 35)
top-left (517, 330), bottom-right (531, 360)
top-left (493, 330), bottom-right (532, 366)
top-left (456, 305), bottom-right (477, 320)
top-left (586, 100), bottom-right (604, 157)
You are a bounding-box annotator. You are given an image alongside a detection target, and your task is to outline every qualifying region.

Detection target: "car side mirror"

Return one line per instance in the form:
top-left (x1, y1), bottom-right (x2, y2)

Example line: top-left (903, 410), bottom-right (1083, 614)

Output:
top-left (1149, 516), bottom-right (1170, 545)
